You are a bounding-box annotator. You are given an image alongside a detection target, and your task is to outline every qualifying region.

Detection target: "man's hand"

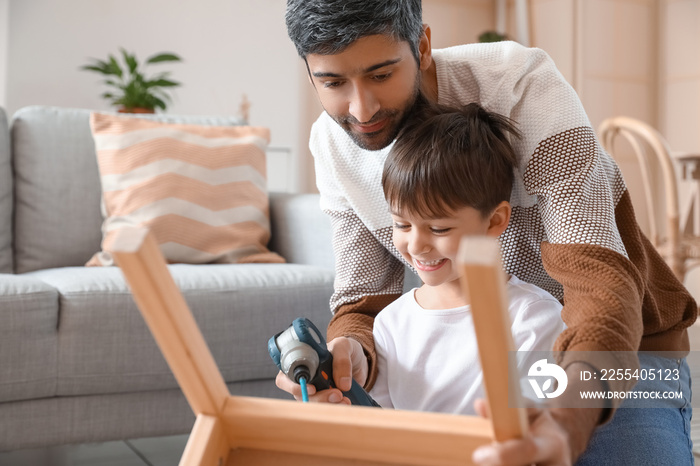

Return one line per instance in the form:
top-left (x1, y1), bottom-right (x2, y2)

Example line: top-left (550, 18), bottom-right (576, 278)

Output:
top-left (274, 336), bottom-right (368, 404)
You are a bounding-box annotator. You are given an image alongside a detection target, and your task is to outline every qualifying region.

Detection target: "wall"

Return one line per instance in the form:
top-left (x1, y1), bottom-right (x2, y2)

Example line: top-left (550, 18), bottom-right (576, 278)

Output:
top-left (660, 0), bottom-right (700, 151)
top-left (530, 0), bottom-right (577, 84)
top-left (423, 0), bottom-right (493, 47)
top-left (3, 0), bottom-right (307, 192)
top-left (0, 0), bottom-right (7, 108)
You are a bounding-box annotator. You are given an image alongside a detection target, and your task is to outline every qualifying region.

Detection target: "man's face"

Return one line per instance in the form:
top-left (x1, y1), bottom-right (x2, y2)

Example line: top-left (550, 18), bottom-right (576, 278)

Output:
top-left (305, 34), bottom-right (422, 151)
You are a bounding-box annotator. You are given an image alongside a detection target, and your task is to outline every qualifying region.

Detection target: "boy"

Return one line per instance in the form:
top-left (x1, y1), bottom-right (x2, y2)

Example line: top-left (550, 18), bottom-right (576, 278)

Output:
top-left (370, 101), bottom-right (565, 413)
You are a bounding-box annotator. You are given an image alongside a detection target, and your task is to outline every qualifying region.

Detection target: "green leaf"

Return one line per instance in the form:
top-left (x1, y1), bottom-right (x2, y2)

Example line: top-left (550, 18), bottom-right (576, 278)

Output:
top-left (80, 58), bottom-right (115, 75)
top-left (120, 48), bottom-right (138, 74)
top-left (146, 78), bottom-right (180, 88)
top-left (152, 96), bottom-right (167, 110)
top-left (152, 88), bottom-right (172, 101)
top-left (146, 52), bottom-right (182, 64)
top-left (103, 79), bottom-right (121, 89)
top-left (108, 55), bottom-right (123, 78)
top-left (82, 48), bottom-right (180, 111)
top-left (80, 64), bottom-right (111, 75)
top-left (478, 30), bottom-right (508, 43)
top-left (133, 71), bottom-right (146, 84)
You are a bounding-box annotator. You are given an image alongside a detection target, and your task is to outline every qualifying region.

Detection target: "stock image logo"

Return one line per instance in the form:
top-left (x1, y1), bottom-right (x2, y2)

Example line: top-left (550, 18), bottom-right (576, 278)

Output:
top-left (528, 359), bottom-right (568, 399)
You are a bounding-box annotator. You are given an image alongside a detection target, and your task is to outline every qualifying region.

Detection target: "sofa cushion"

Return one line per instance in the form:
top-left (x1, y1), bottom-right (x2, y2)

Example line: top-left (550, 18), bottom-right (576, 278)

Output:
top-left (87, 113), bottom-right (284, 266)
top-left (11, 106), bottom-right (246, 274)
top-left (25, 264), bottom-right (334, 396)
top-left (0, 274), bottom-right (59, 402)
top-left (0, 108), bottom-right (11, 273)
top-left (268, 193), bottom-right (335, 269)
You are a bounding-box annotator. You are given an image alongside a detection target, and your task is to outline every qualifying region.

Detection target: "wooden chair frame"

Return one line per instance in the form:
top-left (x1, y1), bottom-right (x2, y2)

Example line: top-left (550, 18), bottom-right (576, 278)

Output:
top-left (109, 227), bottom-right (526, 465)
top-left (599, 116), bottom-right (700, 280)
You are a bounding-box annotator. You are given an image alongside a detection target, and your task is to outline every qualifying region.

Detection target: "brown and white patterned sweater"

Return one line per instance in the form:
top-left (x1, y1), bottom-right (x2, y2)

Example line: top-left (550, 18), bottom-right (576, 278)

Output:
top-left (310, 41), bottom-right (698, 395)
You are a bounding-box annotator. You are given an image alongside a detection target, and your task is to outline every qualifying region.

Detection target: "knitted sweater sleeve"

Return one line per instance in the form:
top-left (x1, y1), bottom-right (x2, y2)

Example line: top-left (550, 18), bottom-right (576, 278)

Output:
top-left (522, 128), bottom-right (645, 358)
top-left (488, 45), bottom-right (696, 401)
top-left (323, 208), bottom-right (404, 389)
top-left (522, 108), bottom-right (696, 401)
top-left (518, 101), bottom-right (647, 401)
top-left (310, 116), bottom-right (404, 389)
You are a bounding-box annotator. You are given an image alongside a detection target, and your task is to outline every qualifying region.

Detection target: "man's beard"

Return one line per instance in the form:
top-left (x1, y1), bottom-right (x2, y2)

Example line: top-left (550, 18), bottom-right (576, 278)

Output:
top-left (332, 74), bottom-right (422, 151)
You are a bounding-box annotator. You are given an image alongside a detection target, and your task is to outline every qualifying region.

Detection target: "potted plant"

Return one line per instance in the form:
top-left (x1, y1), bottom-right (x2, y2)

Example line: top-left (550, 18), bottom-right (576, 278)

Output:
top-left (81, 48), bottom-right (182, 113)
top-left (478, 31), bottom-right (509, 43)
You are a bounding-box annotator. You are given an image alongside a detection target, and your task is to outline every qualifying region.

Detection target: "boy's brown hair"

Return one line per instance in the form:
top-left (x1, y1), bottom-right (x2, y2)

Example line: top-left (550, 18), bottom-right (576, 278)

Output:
top-left (382, 99), bottom-right (521, 219)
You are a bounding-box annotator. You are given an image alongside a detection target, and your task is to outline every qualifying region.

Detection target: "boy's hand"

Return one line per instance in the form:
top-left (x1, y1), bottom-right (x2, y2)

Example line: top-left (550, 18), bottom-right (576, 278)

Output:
top-left (472, 400), bottom-right (573, 465)
top-left (471, 361), bottom-right (602, 466)
top-left (274, 336), bottom-right (368, 404)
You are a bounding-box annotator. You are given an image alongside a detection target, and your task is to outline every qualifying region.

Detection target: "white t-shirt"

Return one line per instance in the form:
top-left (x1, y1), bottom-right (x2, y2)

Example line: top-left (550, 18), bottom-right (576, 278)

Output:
top-left (370, 275), bottom-right (564, 415)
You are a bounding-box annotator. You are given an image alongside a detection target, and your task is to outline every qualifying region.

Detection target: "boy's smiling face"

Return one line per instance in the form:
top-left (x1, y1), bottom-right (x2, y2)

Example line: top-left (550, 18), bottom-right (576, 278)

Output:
top-left (390, 201), bottom-right (511, 307)
top-left (391, 205), bottom-right (491, 289)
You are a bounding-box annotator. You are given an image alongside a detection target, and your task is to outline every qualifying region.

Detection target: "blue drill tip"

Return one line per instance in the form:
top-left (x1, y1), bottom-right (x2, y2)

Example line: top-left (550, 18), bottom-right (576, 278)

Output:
top-left (299, 376), bottom-right (309, 403)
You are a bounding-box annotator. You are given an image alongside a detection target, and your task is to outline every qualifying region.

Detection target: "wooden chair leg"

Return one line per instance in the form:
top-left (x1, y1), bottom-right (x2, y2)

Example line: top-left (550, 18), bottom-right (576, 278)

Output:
top-left (458, 236), bottom-right (529, 441)
top-left (181, 414), bottom-right (229, 466)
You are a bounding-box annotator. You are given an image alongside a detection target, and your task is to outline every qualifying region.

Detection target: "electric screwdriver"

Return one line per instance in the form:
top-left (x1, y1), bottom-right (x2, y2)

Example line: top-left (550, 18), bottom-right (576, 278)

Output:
top-left (268, 317), bottom-right (381, 407)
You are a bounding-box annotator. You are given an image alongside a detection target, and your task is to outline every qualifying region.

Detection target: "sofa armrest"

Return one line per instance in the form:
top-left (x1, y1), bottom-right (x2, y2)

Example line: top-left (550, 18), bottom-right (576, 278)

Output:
top-left (0, 107), bottom-right (11, 273)
top-left (268, 192), bottom-right (334, 270)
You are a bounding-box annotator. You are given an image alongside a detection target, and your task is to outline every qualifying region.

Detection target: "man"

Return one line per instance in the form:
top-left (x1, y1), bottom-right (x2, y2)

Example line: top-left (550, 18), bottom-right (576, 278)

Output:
top-left (278, 0), bottom-right (698, 464)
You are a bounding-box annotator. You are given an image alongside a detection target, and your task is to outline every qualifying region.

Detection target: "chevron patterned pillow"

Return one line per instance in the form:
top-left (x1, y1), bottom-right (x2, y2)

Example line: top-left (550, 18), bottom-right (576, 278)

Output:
top-left (87, 112), bottom-right (284, 266)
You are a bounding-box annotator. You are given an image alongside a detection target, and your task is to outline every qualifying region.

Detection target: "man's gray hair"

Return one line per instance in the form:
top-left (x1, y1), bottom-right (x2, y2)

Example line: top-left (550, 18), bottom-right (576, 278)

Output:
top-left (286, 0), bottom-right (423, 61)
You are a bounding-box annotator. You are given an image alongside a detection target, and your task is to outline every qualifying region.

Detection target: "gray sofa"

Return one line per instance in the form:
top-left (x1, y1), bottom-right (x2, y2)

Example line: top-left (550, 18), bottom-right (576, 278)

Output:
top-left (0, 106), bottom-right (338, 451)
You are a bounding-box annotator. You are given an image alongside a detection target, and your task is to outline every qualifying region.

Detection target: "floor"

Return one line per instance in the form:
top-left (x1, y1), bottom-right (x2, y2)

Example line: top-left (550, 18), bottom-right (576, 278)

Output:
top-left (3, 324), bottom-right (700, 465)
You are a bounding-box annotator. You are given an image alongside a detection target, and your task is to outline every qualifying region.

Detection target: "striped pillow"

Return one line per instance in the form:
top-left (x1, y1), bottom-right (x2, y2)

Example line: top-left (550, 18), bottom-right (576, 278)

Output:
top-left (87, 112), bottom-right (284, 266)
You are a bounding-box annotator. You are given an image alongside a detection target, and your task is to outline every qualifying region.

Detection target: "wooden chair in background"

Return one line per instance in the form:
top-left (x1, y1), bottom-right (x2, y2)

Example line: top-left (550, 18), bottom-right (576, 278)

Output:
top-left (108, 227), bottom-right (526, 465)
top-left (599, 116), bottom-right (700, 281)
